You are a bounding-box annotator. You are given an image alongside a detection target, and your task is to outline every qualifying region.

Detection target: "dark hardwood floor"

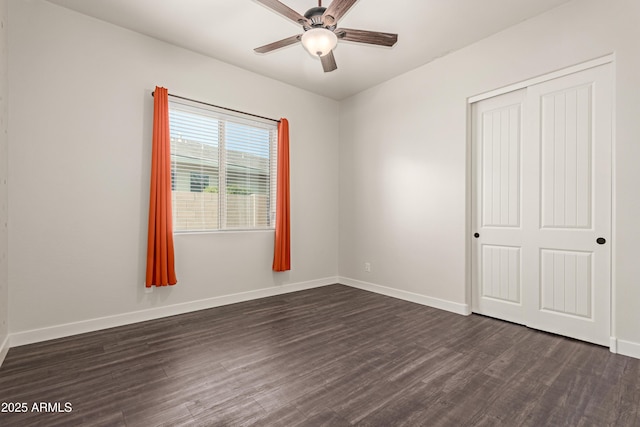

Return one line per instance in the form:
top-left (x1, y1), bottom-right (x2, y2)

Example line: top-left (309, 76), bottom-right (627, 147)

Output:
top-left (0, 284), bottom-right (638, 426)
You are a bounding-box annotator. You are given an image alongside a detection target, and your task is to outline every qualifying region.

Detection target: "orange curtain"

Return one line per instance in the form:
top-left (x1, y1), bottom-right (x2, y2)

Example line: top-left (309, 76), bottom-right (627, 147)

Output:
top-left (146, 87), bottom-right (177, 287)
top-left (273, 118), bottom-right (291, 272)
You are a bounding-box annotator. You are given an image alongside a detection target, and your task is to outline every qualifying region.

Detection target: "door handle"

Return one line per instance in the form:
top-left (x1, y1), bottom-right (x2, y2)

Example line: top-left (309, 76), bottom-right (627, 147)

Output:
top-left (596, 237), bottom-right (606, 245)
top-left (474, 233), bottom-right (480, 238)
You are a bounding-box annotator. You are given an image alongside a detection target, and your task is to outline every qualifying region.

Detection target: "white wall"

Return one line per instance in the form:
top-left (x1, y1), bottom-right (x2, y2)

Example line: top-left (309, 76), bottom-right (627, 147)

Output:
top-left (339, 0), bottom-right (640, 349)
top-left (0, 0), bottom-right (8, 358)
top-left (7, 0), bottom-right (339, 336)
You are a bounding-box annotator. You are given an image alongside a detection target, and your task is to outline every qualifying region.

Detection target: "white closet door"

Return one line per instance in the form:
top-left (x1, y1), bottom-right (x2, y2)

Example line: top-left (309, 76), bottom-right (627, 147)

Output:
top-left (523, 64), bottom-right (612, 346)
top-left (471, 89), bottom-right (526, 325)
top-left (472, 63), bottom-right (612, 346)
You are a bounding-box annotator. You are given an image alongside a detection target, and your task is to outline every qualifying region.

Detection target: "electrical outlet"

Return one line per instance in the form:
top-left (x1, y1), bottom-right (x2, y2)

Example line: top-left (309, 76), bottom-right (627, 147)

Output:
top-left (364, 262), bottom-right (371, 272)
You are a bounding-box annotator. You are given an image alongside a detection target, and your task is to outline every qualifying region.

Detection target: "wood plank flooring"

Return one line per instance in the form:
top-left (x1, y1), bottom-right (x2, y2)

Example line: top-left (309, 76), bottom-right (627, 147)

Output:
top-left (0, 284), bottom-right (638, 426)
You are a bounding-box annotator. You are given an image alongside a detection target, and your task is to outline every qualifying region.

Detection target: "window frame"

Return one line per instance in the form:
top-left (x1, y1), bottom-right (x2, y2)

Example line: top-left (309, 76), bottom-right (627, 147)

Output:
top-left (168, 99), bottom-right (278, 233)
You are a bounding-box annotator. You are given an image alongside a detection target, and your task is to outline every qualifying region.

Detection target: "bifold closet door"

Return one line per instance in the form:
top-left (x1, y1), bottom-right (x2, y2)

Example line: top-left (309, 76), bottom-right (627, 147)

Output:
top-left (472, 63), bottom-right (612, 346)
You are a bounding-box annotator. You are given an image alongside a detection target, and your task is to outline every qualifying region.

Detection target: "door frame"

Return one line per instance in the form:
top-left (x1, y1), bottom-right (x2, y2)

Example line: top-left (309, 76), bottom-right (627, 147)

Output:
top-left (465, 53), bottom-right (616, 348)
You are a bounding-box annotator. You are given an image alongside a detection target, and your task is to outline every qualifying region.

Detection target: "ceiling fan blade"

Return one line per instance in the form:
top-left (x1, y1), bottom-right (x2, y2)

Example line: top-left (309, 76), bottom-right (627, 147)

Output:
top-left (254, 34), bottom-right (302, 54)
top-left (255, 0), bottom-right (309, 26)
top-left (335, 28), bottom-right (398, 47)
top-left (322, 0), bottom-right (359, 25)
top-left (320, 50), bottom-right (338, 72)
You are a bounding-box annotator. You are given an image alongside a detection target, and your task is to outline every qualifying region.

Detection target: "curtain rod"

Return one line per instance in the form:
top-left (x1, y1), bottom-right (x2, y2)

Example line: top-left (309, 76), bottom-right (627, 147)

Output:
top-left (151, 91), bottom-right (280, 123)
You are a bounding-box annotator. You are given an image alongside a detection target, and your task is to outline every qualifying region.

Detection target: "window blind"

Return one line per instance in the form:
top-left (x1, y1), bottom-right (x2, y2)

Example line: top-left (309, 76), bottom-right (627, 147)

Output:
top-left (169, 99), bottom-right (278, 232)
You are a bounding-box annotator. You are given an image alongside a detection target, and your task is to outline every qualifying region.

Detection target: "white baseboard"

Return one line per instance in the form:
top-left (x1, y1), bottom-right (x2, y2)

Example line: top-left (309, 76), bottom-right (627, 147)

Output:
top-left (9, 277), bottom-right (338, 348)
top-left (339, 276), bottom-right (471, 316)
top-left (0, 333), bottom-right (9, 367)
top-left (612, 338), bottom-right (640, 360)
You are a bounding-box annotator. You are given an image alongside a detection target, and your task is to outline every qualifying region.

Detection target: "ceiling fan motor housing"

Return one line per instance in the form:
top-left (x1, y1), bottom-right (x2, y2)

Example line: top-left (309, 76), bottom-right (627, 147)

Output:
top-left (304, 6), bottom-right (328, 27)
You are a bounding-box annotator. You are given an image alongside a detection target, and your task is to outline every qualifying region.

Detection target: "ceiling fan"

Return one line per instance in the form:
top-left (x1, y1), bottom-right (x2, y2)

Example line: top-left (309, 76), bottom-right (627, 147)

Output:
top-left (254, 0), bottom-right (398, 72)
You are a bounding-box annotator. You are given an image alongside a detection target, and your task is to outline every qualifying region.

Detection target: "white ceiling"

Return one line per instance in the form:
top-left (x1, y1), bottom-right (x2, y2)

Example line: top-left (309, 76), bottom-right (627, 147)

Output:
top-left (46, 0), bottom-right (573, 100)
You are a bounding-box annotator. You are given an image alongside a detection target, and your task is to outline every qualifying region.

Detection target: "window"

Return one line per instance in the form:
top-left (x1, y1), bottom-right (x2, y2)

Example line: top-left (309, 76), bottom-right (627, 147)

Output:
top-left (169, 100), bottom-right (277, 232)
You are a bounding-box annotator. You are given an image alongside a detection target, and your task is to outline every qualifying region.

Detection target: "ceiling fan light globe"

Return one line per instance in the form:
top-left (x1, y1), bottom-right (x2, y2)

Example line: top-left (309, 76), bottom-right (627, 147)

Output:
top-left (301, 28), bottom-right (337, 57)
